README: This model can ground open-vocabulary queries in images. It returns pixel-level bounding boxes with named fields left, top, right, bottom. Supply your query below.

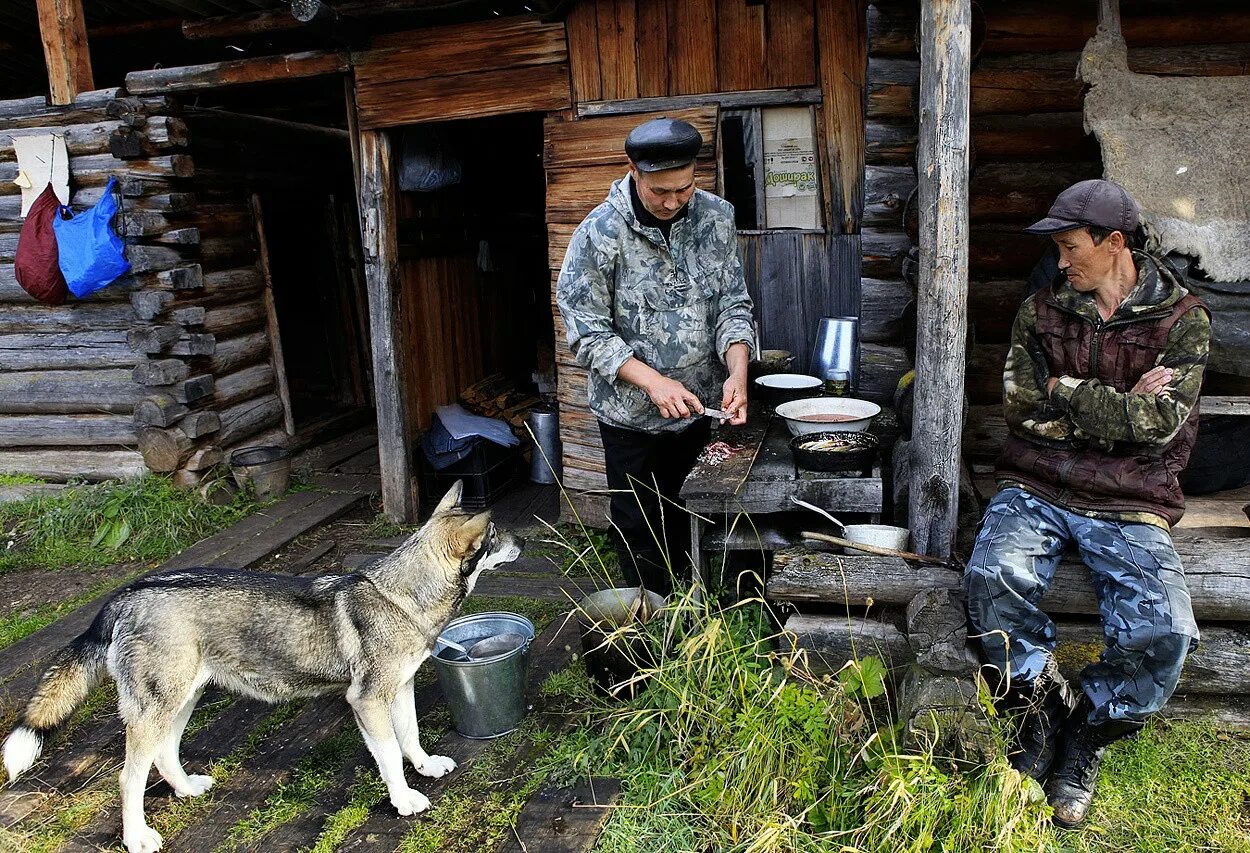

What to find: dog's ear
left=434, top=480, right=464, bottom=515
left=453, top=511, right=492, bottom=557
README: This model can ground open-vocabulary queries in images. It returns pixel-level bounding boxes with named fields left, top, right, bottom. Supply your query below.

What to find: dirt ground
left=0, top=561, right=145, bottom=622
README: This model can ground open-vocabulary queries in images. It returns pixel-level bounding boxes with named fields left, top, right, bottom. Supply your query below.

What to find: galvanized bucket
left=432, top=612, right=535, bottom=739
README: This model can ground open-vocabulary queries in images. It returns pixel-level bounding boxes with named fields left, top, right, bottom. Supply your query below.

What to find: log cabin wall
left=0, top=88, right=203, bottom=482
left=555, top=0, right=874, bottom=523
left=865, top=0, right=1250, bottom=469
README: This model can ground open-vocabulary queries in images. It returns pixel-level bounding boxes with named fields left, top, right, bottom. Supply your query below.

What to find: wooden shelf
left=1201, top=395, right=1250, bottom=416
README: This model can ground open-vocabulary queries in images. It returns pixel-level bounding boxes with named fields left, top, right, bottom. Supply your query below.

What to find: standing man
left=556, top=117, right=756, bottom=596
left=964, top=180, right=1209, bottom=827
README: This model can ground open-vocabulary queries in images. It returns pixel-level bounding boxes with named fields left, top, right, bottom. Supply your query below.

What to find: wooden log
left=962, top=403, right=1006, bottom=465
left=37, top=0, right=95, bottom=105
left=0, top=87, right=119, bottom=129
left=208, top=330, right=269, bottom=376
left=358, top=129, right=415, bottom=522
left=968, top=279, right=1026, bottom=343
left=0, top=330, right=137, bottom=371
left=169, top=333, right=215, bottom=357
left=201, top=299, right=266, bottom=337
left=213, top=363, right=275, bottom=409
left=180, top=410, right=221, bottom=439
left=251, top=194, right=295, bottom=436
left=125, top=243, right=192, bottom=275
left=863, top=165, right=917, bottom=228
left=184, top=445, right=223, bottom=472
left=157, top=375, right=214, bottom=404
left=868, top=0, right=919, bottom=57
left=217, top=393, right=283, bottom=447
left=861, top=227, right=912, bottom=279
left=783, top=614, right=913, bottom=685
left=133, top=394, right=188, bottom=428
left=171, top=306, right=206, bottom=327
left=0, top=369, right=143, bottom=414
left=867, top=57, right=919, bottom=120
left=199, top=267, right=264, bottom=303
left=132, top=358, right=189, bottom=386
left=858, top=342, right=912, bottom=404
left=860, top=277, right=913, bottom=344
left=0, top=414, right=133, bottom=447
left=151, top=227, right=200, bottom=246
left=0, top=119, right=122, bottom=161
left=354, top=62, right=571, bottom=130
left=0, top=155, right=192, bottom=196
left=972, top=112, right=1098, bottom=163
left=137, top=426, right=192, bottom=472
left=0, top=448, right=145, bottom=481
left=131, top=291, right=172, bottom=321
left=199, top=236, right=257, bottom=269
left=125, top=51, right=349, bottom=95
left=769, top=531, right=1250, bottom=622
left=866, top=120, right=918, bottom=166
left=785, top=612, right=1250, bottom=697
left=128, top=324, right=181, bottom=354
left=104, top=95, right=180, bottom=126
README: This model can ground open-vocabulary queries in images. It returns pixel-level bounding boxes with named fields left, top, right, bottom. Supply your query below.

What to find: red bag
left=14, top=184, right=69, bottom=306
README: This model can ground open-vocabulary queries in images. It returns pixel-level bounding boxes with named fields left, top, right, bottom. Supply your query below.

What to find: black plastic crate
left=419, top=438, right=522, bottom=511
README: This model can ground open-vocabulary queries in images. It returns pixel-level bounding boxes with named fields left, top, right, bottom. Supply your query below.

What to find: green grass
left=0, top=569, right=142, bottom=652
left=536, top=588, right=1250, bottom=853
left=303, top=767, right=389, bottom=853
left=0, top=474, right=45, bottom=487
left=0, top=475, right=264, bottom=573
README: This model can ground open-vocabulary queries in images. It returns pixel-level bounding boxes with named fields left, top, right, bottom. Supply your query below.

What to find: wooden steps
left=497, top=777, right=622, bottom=852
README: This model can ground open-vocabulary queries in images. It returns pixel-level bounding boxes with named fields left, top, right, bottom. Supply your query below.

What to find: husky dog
left=2, top=481, right=521, bottom=853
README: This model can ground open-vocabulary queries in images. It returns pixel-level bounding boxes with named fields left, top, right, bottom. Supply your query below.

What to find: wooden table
left=679, top=411, right=884, bottom=591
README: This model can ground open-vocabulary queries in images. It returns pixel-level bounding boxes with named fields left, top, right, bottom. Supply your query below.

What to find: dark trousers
left=598, top=419, right=711, bottom=596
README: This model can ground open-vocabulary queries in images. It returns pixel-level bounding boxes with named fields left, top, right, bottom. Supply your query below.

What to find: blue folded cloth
left=420, top=404, right=519, bottom=471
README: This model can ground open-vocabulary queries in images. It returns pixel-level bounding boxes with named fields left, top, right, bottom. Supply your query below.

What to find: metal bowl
left=754, top=373, right=823, bottom=407
left=775, top=397, right=881, bottom=436
left=790, top=431, right=879, bottom=474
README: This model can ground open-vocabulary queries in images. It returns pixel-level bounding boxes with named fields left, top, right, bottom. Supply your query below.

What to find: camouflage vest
left=998, top=289, right=1207, bottom=527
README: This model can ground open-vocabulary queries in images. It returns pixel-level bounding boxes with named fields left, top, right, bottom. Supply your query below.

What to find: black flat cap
left=1025, top=179, right=1141, bottom=236
left=625, top=118, right=703, bottom=172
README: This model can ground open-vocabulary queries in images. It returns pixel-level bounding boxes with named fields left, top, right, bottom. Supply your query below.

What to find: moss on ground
left=0, top=568, right=144, bottom=653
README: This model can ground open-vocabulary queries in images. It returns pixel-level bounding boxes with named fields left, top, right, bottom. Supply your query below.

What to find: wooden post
left=36, top=0, right=94, bottom=105
left=250, top=194, right=297, bottom=436
left=357, top=127, right=416, bottom=522
left=909, top=0, right=971, bottom=559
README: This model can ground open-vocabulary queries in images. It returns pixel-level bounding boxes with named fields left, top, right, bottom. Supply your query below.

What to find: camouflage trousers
left=965, top=487, right=1199, bottom=724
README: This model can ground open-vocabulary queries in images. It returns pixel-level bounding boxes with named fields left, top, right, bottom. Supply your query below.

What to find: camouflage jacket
left=997, top=250, right=1211, bottom=527
left=555, top=174, right=757, bottom=433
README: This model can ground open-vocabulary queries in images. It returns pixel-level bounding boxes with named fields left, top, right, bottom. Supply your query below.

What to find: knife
left=701, top=406, right=735, bottom=420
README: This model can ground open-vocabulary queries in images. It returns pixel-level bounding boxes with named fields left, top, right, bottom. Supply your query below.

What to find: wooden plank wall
left=866, top=0, right=1250, bottom=466
left=565, top=0, right=818, bottom=103
left=353, top=17, right=572, bottom=129
left=544, top=108, right=719, bottom=505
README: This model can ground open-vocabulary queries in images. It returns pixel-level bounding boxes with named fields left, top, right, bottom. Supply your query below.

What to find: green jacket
left=555, top=175, right=756, bottom=432
left=997, top=250, right=1211, bottom=527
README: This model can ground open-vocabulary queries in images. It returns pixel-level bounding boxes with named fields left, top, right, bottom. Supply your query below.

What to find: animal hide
left=1080, top=22, right=1250, bottom=281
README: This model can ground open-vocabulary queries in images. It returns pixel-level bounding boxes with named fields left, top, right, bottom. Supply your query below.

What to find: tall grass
left=542, top=588, right=1053, bottom=853
left=0, top=475, right=262, bottom=572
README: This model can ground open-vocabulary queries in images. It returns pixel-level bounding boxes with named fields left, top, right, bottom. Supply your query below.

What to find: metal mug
left=810, top=317, right=859, bottom=392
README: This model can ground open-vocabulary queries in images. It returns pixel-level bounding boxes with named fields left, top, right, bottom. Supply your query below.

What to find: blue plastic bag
left=53, top=176, right=130, bottom=298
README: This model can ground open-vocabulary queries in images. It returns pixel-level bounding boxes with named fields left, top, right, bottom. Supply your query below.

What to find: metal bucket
left=810, top=316, right=860, bottom=392
left=228, top=446, right=291, bottom=500
left=527, top=406, right=562, bottom=485
left=577, top=588, right=666, bottom=700
left=432, top=612, right=535, bottom=739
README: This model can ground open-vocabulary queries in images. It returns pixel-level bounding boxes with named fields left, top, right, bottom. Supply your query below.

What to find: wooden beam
left=816, top=0, right=867, bottom=234
left=251, top=194, right=296, bottom=437
left=125, top=50, right=348, bottom=95
left=909, top=0, right=971, bottom=559
left=577, top=87, right=822, bottom=117
left=357, top=129, right=415, bottom=523
left=36, top=0, right=94, bottom=105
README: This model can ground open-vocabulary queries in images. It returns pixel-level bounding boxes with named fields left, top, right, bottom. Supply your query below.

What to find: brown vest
left=997, top=289, right=1206, bottom=527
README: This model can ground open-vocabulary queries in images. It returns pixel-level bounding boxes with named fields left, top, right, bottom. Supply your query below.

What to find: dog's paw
left=390, top=787, right=432, bottom=816
left=123, top=824, right=164, bottom=853
left=174, top=774, right=215, bottom=798
left=416, top=754, right=456, bottom=778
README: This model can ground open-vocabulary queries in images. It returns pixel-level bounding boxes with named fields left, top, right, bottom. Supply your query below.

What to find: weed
left=303, top=767, right=387, bottom=853
left=363, top=513, right=419, bottom=540
left=0, top=476, right=264, bottom=573
left=0, top=474, right=44, bottom=487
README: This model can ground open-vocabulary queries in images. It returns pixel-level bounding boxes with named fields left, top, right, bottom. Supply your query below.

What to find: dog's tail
left=3, top=607, right=115, bottom=782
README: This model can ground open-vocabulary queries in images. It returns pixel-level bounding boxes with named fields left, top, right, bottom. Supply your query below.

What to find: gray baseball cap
left=625, top=118, right=703, bottom=172
left=1024, top=179, right=1141, bottom=236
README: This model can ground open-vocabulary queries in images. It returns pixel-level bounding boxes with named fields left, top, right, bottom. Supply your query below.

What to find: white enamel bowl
left=775, top=397, right=881, bottom=436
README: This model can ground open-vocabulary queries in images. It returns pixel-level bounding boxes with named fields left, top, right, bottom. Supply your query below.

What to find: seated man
left=964, top=180, right=1210, bottom=827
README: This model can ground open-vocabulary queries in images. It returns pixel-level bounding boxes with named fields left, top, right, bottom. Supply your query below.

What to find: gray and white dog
left=2, top=481, right=521, bottom=853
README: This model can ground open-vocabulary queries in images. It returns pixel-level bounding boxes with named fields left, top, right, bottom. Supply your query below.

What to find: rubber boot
left=1003, top=659, right=1074, bottom=783
left=1047, top=697, right=1143, bottom=828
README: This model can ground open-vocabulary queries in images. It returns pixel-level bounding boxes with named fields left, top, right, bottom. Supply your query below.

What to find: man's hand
left=646, top=375, right=704, bottom=419
left=721, top=373, right=748, bottom=425
left=1132, top=365, right=1175, bottom=396
left=1046, top=376, right=1060, bottom=397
